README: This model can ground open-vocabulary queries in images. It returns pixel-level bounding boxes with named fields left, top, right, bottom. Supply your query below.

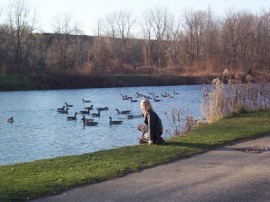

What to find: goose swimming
left=65, top=102, right=73, bottom=107
left=115, top=109, right=131, bottom=114
left=82, top=98, right=91, bottom=103
left=67, top=112, right=78, bottom=121
left=82, top=115, right=98, bottom=126
left=7, top=117, right=14, bottom=123
left=109, top=116, right=123, bottom=125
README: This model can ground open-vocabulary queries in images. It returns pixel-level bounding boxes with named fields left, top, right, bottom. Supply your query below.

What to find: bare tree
left=183, top=9, right=209, bottom=63
left=6, top=0, right=37, bottom=74
left=219, top=9, right=254, bottom=70
left=51, top=13, right=83, bottom=72
left=251, top=11, right=270, bottom=71
left=149, top=7, right=174, bottom=68
left=98, top=10, right=137, bottom=73
left=140, top=10, right=154, bottom=66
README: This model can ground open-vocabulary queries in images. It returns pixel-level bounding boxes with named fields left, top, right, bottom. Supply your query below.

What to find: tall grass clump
left=163, top=108, right=198, bottom=136
left=202, top=70, right=270, bottom=123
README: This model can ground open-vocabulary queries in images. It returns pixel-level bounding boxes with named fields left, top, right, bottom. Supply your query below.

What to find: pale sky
left=0, top=0, right=269, bottom=35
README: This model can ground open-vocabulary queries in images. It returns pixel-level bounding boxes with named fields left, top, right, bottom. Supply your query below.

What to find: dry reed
left=202, top=72, right=270, bottom=123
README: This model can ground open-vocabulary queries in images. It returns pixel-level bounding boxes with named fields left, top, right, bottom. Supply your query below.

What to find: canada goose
left=91, top=109, right=101, bottom=117
left=84, top=105, right=94, bottom=110
left=57, top=106, right=65, bottom=111
left=115, top=109, right=131, bottom=114
left=81, top=115, right=94, bottom=123
left=109, top=116, right=123, bottom=125
left=96, top=107, right=108, bottom=111
left=80, top=108, right=91, bottom=115
left=154, top=97, right=161, bottom=102
left=82, top=98, right=91, bottom=103
left=7, top=117, right=14, bottom=123
left=120, top=94, right=130, bottom=100
left=127, top=114, right=143, bottom=119
left=58, top=108, right=69, bottom=114
left=82, top=115, right=98, bottom=126
left=174, top=91, right=179, bottom=95
left=67, top=112, right=78, bottom=121
left=130, top=97, right=138, bottom=102
left=65, top=102, right=73, bottom=107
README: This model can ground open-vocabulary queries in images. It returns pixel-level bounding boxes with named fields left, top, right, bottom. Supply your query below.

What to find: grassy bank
left=0, top=75, right=36, bottom=91
left=0, top=110, right=270, bottom=201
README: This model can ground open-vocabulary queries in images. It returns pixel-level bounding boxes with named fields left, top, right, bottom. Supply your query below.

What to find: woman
left=139, top=98, right=165, bottom=145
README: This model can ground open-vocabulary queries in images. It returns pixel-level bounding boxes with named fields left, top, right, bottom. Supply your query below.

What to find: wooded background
left=0, top=0, right=270, bottom=79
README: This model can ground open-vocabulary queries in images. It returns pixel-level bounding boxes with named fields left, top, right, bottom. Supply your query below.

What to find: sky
left=0, top=0, right=269, bottom=35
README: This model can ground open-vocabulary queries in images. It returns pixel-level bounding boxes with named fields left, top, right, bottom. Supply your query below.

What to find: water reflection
left=0, top=85, right=204, bottom=165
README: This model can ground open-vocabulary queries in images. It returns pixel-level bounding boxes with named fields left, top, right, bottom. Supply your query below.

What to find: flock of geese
left=6, top=90, right=180, bottom=127
left=57, top=100, right=124, bottom=126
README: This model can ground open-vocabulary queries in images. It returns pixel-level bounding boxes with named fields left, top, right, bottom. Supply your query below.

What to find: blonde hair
left=140, top=98, right=153, bottom=116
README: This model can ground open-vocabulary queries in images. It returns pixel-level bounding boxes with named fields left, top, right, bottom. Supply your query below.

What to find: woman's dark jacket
left=144, top=109, right=163, bottom=142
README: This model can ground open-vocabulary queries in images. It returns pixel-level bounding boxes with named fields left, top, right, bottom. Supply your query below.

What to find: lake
left=0, top=85, right=205, bottom=165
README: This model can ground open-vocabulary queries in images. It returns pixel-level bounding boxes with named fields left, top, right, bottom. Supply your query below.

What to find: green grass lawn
left=0, top=75, right=36, bottom=91
left=1, top=110, right=270, bottom=202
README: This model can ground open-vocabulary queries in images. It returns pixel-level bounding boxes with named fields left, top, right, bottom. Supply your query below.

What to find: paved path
left=33, top=134, right=270, bottom=202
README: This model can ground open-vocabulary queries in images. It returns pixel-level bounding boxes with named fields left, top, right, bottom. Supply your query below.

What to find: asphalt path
left=33, top=134, right=270, bottom=202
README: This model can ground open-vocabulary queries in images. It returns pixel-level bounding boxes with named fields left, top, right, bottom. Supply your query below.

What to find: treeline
left=0, top=0, right=270, bottom=80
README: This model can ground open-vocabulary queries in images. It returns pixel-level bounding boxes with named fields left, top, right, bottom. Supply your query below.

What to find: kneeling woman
left=139, top=98, right=165, bottom=145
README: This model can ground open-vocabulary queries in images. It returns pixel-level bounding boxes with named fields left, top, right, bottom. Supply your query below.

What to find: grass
left=0, top=75, right=36, bottom=91
left=0, top=110, right=270, bottom=201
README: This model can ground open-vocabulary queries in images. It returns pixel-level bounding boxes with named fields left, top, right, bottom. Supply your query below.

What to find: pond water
left=0, top=85, right=205, bottom=165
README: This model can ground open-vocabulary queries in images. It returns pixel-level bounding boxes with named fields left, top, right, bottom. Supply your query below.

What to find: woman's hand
left=148, top=140, right=153, bottom=145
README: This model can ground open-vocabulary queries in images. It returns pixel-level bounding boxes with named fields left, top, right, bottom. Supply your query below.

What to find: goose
left=67, top=112, right=78, bottom=121
left=58, top=108, right=69, bottom=114
left=57, top=106, right=65, bottom=111
left=120, top=94, right=130, bottom=100
left=91, top=109, right=101, bottom=117
left=82, top=98, right=91, bottom=103
left=174, top=91, right=179, bottom=95
left=65, top=102, right=73, bottom=107
left=82, top=115, right=98, bottom=126
left=81, top=115, right=94, bottom=123
left=143, top=95, right=151, bottom=99
left=154, top=97, right=161, bottom=102
left=127, top=114, right=143, bottom=119
left=80, top=108, right=91, bottom=115
left=7, top=116, right=14, bottom=123
left=130, top=97, right=138, bottom=102
left=96, top=107, right=108, bottom=111
left=84, top=105, right=94, bottom=110
left=109, top=116, right=123, bottom=125
left=115, top=109, right=131, bottom=114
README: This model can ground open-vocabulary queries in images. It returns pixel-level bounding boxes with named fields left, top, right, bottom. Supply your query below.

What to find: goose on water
left=154, top=97, right=161, bottom=102
left=115, top=109, right=131, bottom=114
left=96, top=107, right=108, bottom=111
left=84, top=105, right=94, bottom=110
left=82, top=115, right=98, bottom=126
left=109, top=116, right=123, bottom=125
left=82, top=98, right=91, bottom=103
left=58, top=108, right=69, bottom=114
left=57, top=106, right=65, bottom=111
left=130, top=97, right=138, bottom=102
left=127, top=114, right=143, bottom=119
left=65, top=102, right=73, bottom=107
left=7, top=116, right=14, bottom=123
left=91, top=109, right=101, bottom=117
left=67, top=112, right=78, bottom=121
left=80, top=108, right=91, bottom=115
